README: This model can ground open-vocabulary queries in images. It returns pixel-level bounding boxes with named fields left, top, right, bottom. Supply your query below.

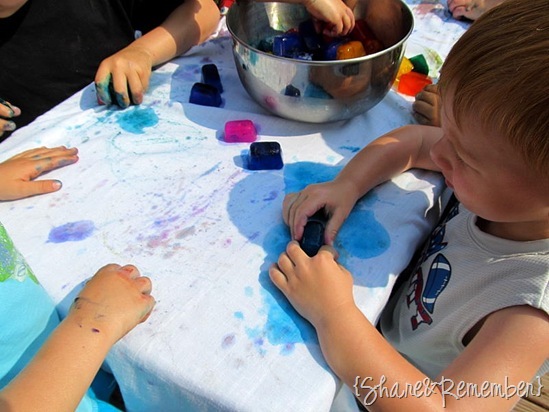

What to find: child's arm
left=0, top=146, right=79, bottom=200
left=0, top=264, right=155, bottom=412
left=95, top=0, right=220, bottom=107
left=284, top=124, right=442, bottom=244
left=256, top=0, right=355, bottom=36
left=270, top=243, right=549, bottom=411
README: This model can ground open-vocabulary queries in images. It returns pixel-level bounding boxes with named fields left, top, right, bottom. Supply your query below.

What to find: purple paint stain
left=48, top=220, right=95, bottom=243
left=221, top=333, right=236, bottom=348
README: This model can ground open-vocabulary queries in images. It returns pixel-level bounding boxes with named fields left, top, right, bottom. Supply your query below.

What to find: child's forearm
left=335, top=125, right=442, bottom=200
left=0, top=312, right=116, bottom=412
left=126, top=0, right=219, bottom=67
left=315, top=306, right=443, bottom=410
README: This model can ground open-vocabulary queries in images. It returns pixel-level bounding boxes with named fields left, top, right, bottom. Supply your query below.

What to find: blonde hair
left=438, top=0, right=549, bottom=176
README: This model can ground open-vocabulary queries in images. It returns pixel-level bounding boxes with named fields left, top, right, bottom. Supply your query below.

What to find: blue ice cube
left=189, top=82, right=222, bottom=107
left=299, top=19, right=323, bottom=53
left=247, top=141, right=283, bottom=170
left=300, top=209, right=327, bottom=257
left=284, top=84, right=301, bottom=97
left=201, top=64, right=223, bottom=93
left=273, top=33, right=303, bottom=58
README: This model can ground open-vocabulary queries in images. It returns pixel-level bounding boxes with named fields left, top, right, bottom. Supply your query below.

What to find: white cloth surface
left=0, top=2, right=468, bottom=411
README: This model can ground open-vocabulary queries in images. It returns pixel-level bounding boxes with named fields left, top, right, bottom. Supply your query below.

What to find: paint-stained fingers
left=0, top=119, right=16, bottom=135
left=25, top=154, right=79, bottom=177
left=112, top=74, right=131, bottom=108
left=0, top=98, right=21, bottom=118
left=126, top=70, right=145, bottom=105
left=95, top=73, right=113, bottom=106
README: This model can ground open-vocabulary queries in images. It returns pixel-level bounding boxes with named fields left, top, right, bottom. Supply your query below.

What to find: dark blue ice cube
left=299, top=19, right=323, bottom=53
left=300, top=209, right=327, bottom=257
left=247, top=141, right=283, bottom=170
left=189, top=82, right=222, bottom=107
left=201, top=64, right=223, bottom=93
left=284, top=84, right=301, bottom=97
left=323, top=39, right=345, bottom=60
left=273, top=33, right=303, bottom=58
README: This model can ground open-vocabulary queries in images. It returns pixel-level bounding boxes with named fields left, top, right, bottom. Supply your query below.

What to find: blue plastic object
left=189, top=83, right=222, bottom=107
left=201, top=64, right=223, bottom=92
left=300, top=209, right=327, bottom=257
left=247, top=141, right=283, bottom=170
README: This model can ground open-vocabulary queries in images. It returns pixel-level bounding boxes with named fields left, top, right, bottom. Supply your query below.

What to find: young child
left=269, top=0, right=548, bottom=409
left=0, top=0, right=220, bottom=139
left=0, top=146, right=155, bottom=411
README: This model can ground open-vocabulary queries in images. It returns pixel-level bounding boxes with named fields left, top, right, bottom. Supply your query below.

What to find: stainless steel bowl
left=226, top=0, right=414, bottom=123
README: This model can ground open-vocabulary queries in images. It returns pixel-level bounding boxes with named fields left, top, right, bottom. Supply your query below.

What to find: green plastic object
left=409, top=54, right=429, bottom=75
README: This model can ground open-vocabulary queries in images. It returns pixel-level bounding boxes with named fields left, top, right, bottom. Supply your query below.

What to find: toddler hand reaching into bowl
left=257, top=0, right=356, bottom=36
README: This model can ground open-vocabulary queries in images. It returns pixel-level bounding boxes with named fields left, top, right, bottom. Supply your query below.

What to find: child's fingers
left=317, top=244, right=339, bottom=260
left=7, top=180, right=63, bottom=200
left=117, top=264, right=141, bottom=279
left=95, top=74, right=113, bottom=106
left=324, top=209, right=346, bottom=245
left=126, top=71, right=145, bottom=105
left=112, top=73, right=131, bottom=108
left=0, top=99, right=21, bottom=118
left=269, top=264, right=289, bottom=291
left=0, top=119, right=16, bottom=134
left=134, top=275, right=153, bottom=295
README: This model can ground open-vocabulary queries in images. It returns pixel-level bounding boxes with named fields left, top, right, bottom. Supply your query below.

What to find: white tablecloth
left=0, top=2, right=468, bottom=410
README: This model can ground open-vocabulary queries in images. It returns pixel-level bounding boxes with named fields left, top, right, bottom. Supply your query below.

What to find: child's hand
left=303, top=0, right=355, bottom=37
left=0, top=98, right=21, bottom=137
left=412, top=84, right=441, bottom=127
left=95, top=46, right=153, bottom=108
left=69, top=264, right=155, bottom=345
left=0, top=146, right=79, bottom=201
left=269, top=241, right=355, bottom=328
left=283, top=180, right=358, bottom=245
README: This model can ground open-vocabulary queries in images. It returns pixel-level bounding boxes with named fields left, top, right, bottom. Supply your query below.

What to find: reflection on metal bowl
left=226, top=0, right=414, bottom=123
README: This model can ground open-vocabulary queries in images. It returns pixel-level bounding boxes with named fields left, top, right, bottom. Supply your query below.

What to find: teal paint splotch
left=117, top=106, right=158, bottom=134
left=48, top=220, right=95, bottom=243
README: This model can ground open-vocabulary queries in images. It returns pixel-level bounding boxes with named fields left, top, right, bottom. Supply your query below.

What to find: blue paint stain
left=234, top=311, right=244, bottom=319
left=340, top=145, right=361, bottom=153
left=48, top=220, right=95, bottom=243
left=227, top=161, right=390, bottom=355
left=116, top=106, right=158, bottom=134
